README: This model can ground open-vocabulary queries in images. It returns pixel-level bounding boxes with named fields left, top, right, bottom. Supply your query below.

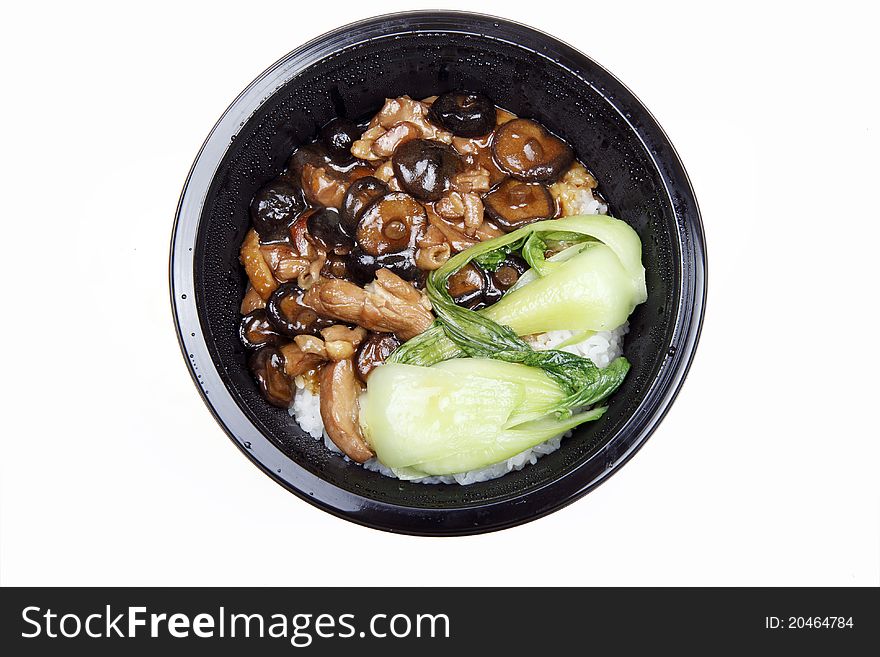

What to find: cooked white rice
left=289, top=323, right=628, bottom=485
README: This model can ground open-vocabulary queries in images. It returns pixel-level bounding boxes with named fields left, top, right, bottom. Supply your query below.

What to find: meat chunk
left=303, top=270, right=433, bottom=340
left=319, top=359, right=374, bottom=463
left=240, top=229, right=278, bottom=300
left=351, top=96, right=453, bottom=161
left=280, top=342, right=326, bottom=378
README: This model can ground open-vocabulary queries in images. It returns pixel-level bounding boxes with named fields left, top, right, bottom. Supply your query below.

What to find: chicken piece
left=549, top=162, right=606, bottom=217
left=370, top=268, right=431, bottom=310
left=259, top=243, right=311, bottom=282
left=240, top=284, right=266, bottom=314
left=320, top=325, right=367, bottom=361
left=435, top=191, right=466, bottom=219
left=294, top=335, right=328, bottom=357
left=426, top=205, right=479, bottom=253
left=319, top=359, right=374, bottom=463
left=279, top=343, right=326, bottom=378
left=351, top=96, right=453, bottom=161
left=461, top=193, right=484, bottom=235
left=451, top=167, right=491, bottom=194
left=371, top=121, right=420, bottom=157
left=320, top=325, right=368, bottom=346
left=416, top=243, right=451, bottom=270
left=303, top=271, right=433, bottom=340
left=240, top=229, right=278, bottom=300
left=300, top=164, right=348, bottom=208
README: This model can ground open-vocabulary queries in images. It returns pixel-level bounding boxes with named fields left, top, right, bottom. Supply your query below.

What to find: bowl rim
left=169, top=10, right=707, bottom=536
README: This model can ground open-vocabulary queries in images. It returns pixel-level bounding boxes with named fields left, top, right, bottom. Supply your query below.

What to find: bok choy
left=390, top=215, right=646, bottom=367
left=359, top=215, right=647, bottom=477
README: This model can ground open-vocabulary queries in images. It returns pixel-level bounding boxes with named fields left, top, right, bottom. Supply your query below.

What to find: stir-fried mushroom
left=428, top=91, right=496, bottom=137
left=239, top=309, right=284, bottom=350
left=446, top=255, right=528, bottom=309
left=355, top=332, right=401, bottom=382
left=356, top=192, right=426, bottom=255
left=341, top=176, right=389, bottom=233
left=303, top=269, right=433, bottom=340
left=392, top=139, right=461, bottom=201
left=492, top=118, right=574, bottom=182
left=319, top=359, right=374, bottom=462
left=483, top=178, right=556, bottom=231
left=266, top=282, right=335, bottom=337
left=250, top=178, right=305, bottom=242
left=249, top=347, right=293, bottom=408
left=319, top=118, right=360, bottom=164
left=306, top=208, right=354, bottom=252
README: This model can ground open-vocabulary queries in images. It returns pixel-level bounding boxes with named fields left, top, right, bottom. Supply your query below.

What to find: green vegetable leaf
left=472, top=235, right=528, bottom=272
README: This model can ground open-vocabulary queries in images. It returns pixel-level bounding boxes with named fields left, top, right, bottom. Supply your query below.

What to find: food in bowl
left=237, top=91, right=647, bottom=485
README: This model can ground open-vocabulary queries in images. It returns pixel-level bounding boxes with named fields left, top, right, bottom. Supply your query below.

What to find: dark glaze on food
left=238, top=90, right=605, bottom=460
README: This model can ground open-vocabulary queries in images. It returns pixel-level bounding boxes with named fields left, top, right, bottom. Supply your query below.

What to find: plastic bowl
left=170, top=11, right=706, bottom=535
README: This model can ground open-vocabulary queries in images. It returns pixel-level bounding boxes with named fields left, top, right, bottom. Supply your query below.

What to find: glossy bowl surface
left=170, top=11, right=706, bottom=535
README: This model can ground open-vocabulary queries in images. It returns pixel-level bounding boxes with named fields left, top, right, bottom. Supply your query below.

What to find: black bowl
left=170, top=11, right=706, bottom=535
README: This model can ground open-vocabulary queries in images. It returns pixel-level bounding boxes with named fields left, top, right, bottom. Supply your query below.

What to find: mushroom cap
left=491, top=118, right=574, bottom=182
left=355, top=332, right=401, bottom=382
left=266, top=282, right=335, bottom=337
left=355, top=192, right=427, bottom=256
left=248, top=346, right=293, bottom=408
left=341, top=176, right=389, bottom=234
left=428, top=91, right=496, bottom=137
left=307, top=207, right=354, bottom=251
left=483, top=178, right=556, bottom=231
left=239, top=309, right=284, bottom=350
left=250, top=178, right=305, bottom=242
left=319, top=117, right=360, bottom=163
left=392, top=139, right=461, bottom=201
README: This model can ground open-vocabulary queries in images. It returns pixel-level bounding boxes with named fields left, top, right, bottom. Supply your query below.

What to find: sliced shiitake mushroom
left=250, top=178, right=305, bottom=242
left=346, top=246, right=420, bottom=285
left=483, top=178, right=555, bottom=231
left=447, top=264, right=487, bottom=308
left=249, top=346, right=293, bottom=408
left=356, top=192, right=427, bottom=256
left=340, top=176, right=388, bottom=234
left=447, top=255, right=528, bottom=309
left=266, top=282, right=334, bottom=337
left=355, top=332, right=401, bottom=382
left=428, top=91, right=496, bottom=137
left=306, top=207, right=354, bottom=251
left=319, top=118, right=360, bottom=163
left=483, top=255, right=528, bottom=305
left=392, top=139, right=461, bottom=201
left=492, top=254, right=528, bottom=290
left=239, top=309, right=284, bottom=350
left=491, top=118, right=574, bottom=182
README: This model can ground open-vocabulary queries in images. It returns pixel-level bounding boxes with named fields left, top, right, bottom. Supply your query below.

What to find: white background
left=1, top=0, right=877, bottom=586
